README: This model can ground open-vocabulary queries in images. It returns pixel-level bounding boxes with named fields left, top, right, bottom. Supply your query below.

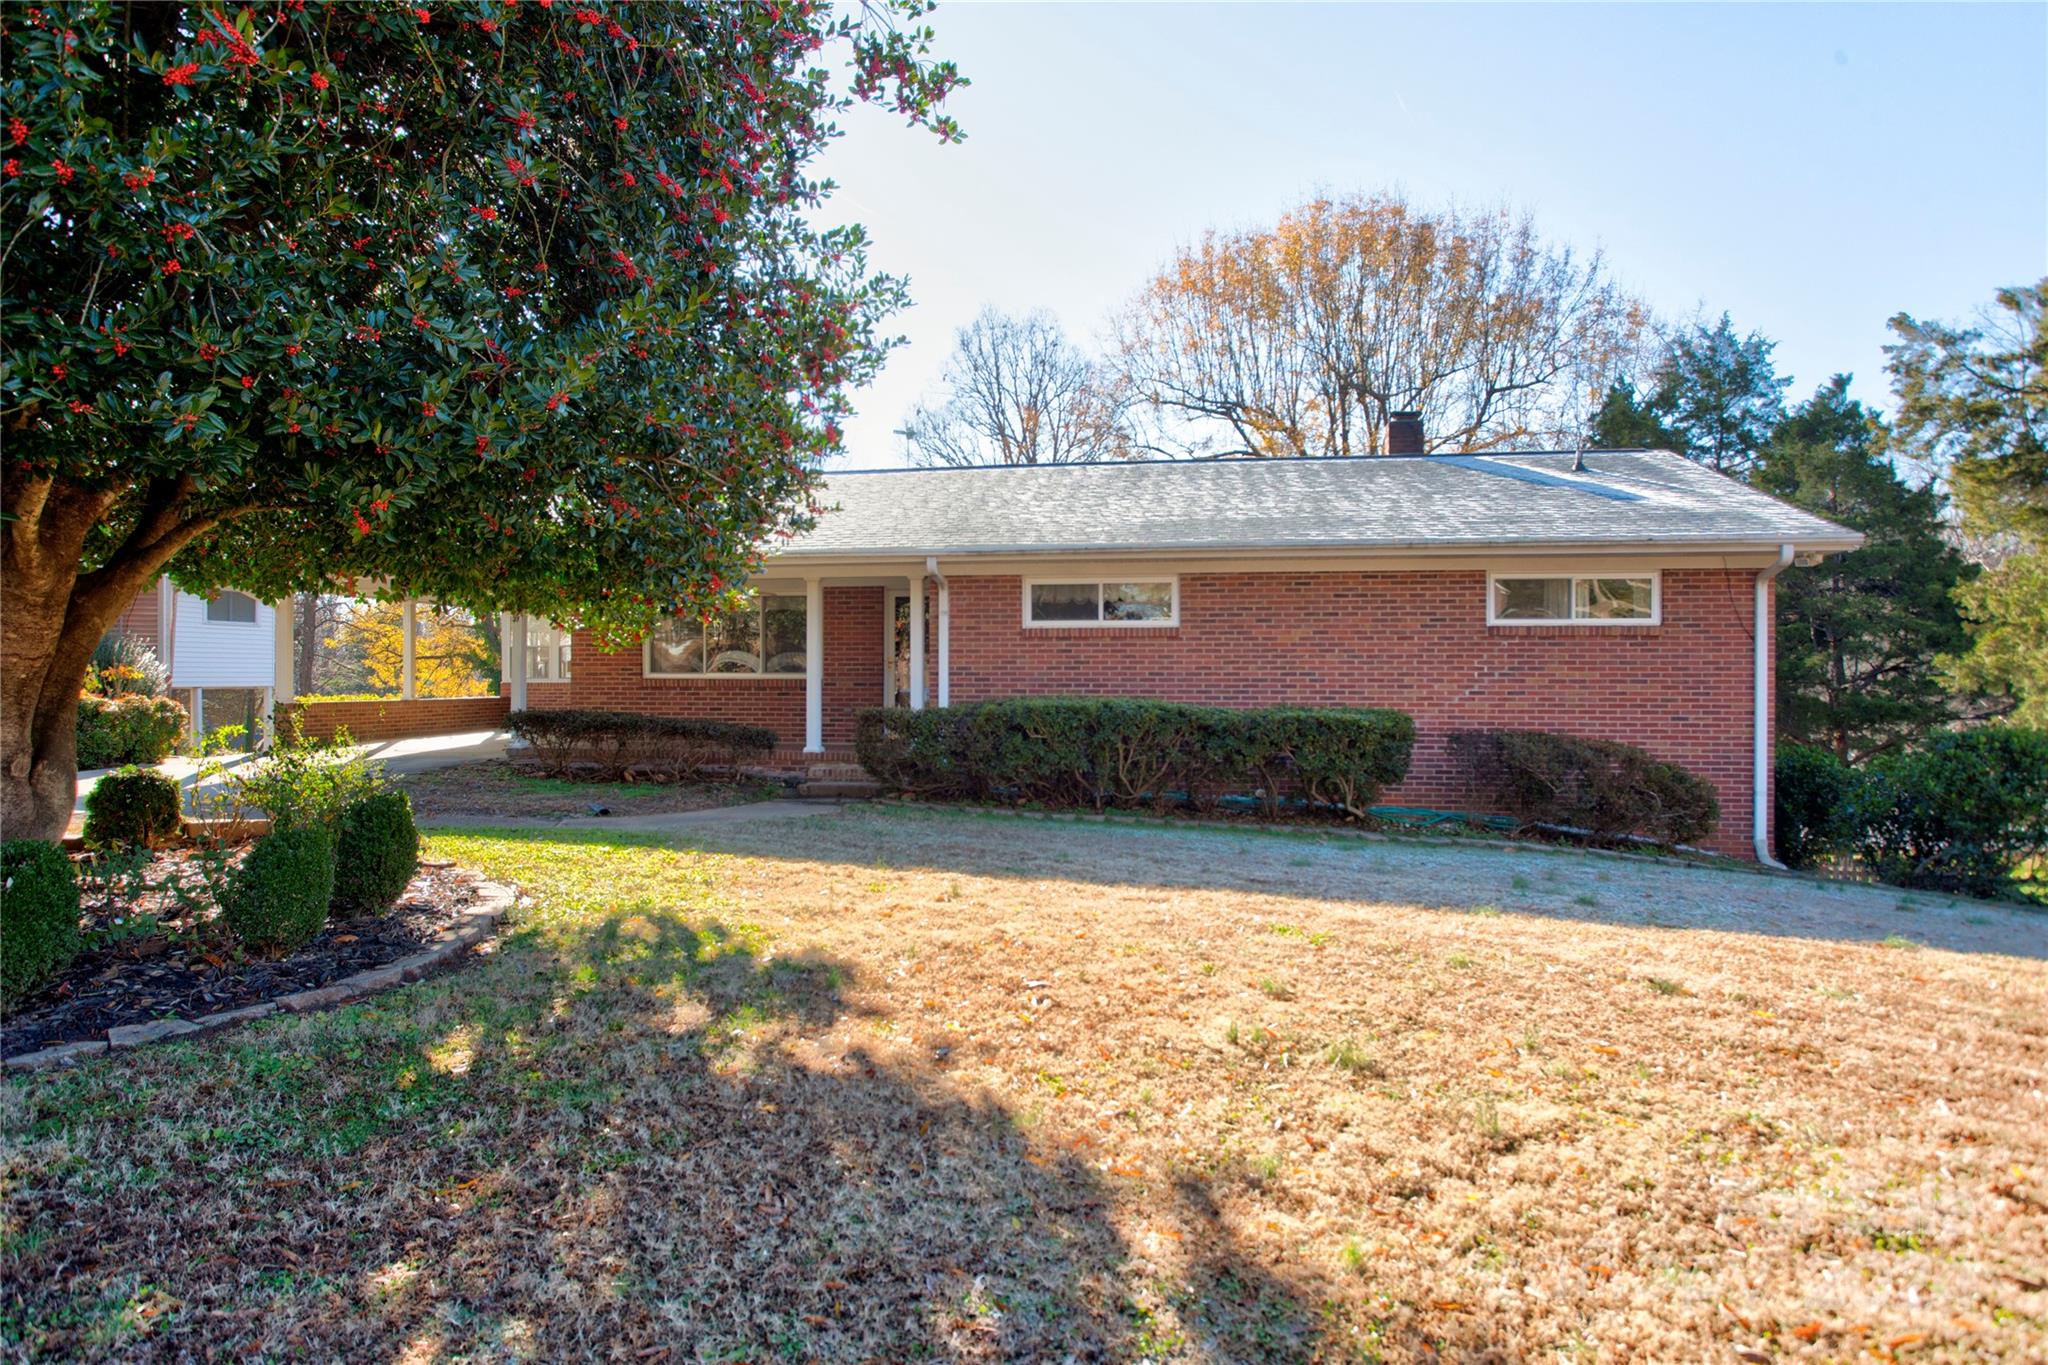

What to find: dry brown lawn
left=3, top=804, right=2043, bottom=1362
left=393, top=759, right=777, bottom=822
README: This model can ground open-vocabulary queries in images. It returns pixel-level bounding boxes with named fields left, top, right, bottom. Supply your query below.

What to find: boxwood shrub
left=82, top=765, right=184, bottom=849
left=222, top=825, right=336, bottom=952
left=331, top=791, right=420, bottom=916
left=1852, top=727, right=2048, bottom=898
left=854, top=699, right=1414, bottom=817
left=508, top=709, right=776, bottom=779
left=1451, top=729, right=1720, bottom=847
left=76, top=693, right=186, bottom=769
left=1, top=840, right=82, bottom=1011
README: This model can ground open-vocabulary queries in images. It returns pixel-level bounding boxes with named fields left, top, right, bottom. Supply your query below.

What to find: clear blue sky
left=812, top=2, right=2047, bottom=468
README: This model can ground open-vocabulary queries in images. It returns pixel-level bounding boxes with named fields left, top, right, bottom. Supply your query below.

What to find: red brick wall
left=942, top=569, right=1766, bottom=859
left=534, top=568, right=1772, bottom=859
left=282, top=694, right=510, bottom=742
left=823, top=586, right=884, bottom=745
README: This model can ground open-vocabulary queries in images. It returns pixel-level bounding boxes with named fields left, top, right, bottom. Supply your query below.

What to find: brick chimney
left=1386, top=410, right=1425, bottom=455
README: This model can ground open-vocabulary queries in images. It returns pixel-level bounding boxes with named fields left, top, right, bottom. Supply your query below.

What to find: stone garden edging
left=2, top=878, right=518, bottom=1074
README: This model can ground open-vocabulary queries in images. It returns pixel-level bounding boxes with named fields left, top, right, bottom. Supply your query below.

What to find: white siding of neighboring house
left=167, top=590, right=275, bottom=688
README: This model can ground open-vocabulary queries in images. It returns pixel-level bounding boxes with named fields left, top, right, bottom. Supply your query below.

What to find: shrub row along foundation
left=855, top=700, right=1734, bottom=850
left=856, top=699, right=1416, bottom=818
left=508, top=709, right=776, bottom=780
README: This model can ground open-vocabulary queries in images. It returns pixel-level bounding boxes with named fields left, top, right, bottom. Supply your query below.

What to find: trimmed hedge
left=508, top=709, right=776, bottom=779
left=1, top=840, right=82, bottom=1011
left=82, top=766, right=184, bottom=849
left=1451, top=730, right=1720, bottom=847
left=331, top=791, right=420, bottom=916
left=1774, top=744, right=1861, bottom=869
left=222, top=825, right=336, bottom=952
left=855, top=699, right=1415, bottom=817
left=1852, top=727, right=2048, bottom=898
left=76, top=693, right=186, bottom=769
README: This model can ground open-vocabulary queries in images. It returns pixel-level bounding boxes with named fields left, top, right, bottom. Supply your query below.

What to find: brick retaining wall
left=281, top=694, right=510, bottom=742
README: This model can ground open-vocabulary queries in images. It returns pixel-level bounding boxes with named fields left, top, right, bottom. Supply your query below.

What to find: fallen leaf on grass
left=1590, top=1044, right=1619, bottom=1056
left=1432, top=1300, right=1470, bottom=1312
left=1886, top=1333, right=1926, bottom=1350
left=1791, top=1321, right=1826, bottom=1341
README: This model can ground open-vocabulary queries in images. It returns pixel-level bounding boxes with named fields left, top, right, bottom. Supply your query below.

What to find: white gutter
left=1753, top=544, right=1794, bottom=869
left=925, top=555, right=950, bottom=708
left=763, top=534, right=1864, bottom=570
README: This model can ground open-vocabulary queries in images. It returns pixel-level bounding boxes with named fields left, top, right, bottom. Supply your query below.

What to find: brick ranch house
left=507, top=443, right=1859, bottom=862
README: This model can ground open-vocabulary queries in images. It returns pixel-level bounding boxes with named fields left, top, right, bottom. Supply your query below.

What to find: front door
left=886, top=592, right=911, bottom=707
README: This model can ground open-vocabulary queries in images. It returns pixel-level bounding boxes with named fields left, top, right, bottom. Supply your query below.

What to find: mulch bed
left=0, top=861, right=482, bottom=1058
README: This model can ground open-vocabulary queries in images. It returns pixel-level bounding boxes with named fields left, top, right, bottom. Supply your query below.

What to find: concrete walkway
left=417, top=798, right=848, bottom=835
left=72, top=728, right=513, bottom=824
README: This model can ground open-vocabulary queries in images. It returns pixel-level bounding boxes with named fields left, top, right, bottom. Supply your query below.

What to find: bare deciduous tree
left=900, top=308, right=1132, bottom=466
left=1113, top=193, right=1650, bottom=458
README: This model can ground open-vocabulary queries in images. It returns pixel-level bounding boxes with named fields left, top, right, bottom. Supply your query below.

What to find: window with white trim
left=1024, top=578, right=1177, bottom=627
left=205, top=591, right=257, bottom=624
left=644, top=593, right=807, bottom=676
left=1488, top=573, right=1659, bottom=625
left=526, top=622, right=572, bottom=681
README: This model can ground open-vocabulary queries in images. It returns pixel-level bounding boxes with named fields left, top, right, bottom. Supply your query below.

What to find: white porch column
left=271, top=599, right=295, bottom=706
left=498, top=612, right=513, bottom=693
left=507, top=614, right=529, bottom=712
left=907, top=572, right=927, bottom=711
left=803, top=577, right=825, bottom=753
left=400, top=599, right=418, bottom=700
left=188, top=686, right=204, bottom=747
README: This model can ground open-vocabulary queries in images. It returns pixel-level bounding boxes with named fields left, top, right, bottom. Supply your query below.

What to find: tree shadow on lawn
left=1, top=885, right=1383, bottom=1361
left=667, top=804, right=2048, bottom=961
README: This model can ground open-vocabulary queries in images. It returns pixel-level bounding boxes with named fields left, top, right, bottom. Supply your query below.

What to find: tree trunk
left=295, top=592, right=318, bottom=696
left=1, top=472, right=212, bottom=841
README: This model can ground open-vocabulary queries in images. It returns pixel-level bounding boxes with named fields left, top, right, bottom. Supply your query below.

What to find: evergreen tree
left=1943, top=549, right=2048, bottom=727
left=1889, top=282, right=2048, bottom=728
left=1638, top=314, right=1791, bottom=474
left=1888, top=281, right=2048, bottom=543
left=1587, top=380, right=1681, bottom=451
left=1756, top=378, right=1977, bottom=761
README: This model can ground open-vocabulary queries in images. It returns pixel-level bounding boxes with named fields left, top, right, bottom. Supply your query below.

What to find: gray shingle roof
left=776, top=451, right=1861, bottom=560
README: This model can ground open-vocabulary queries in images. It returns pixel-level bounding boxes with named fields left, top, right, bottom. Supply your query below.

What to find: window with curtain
left=1489, top=574, right=1658, bottom=624
left=1024, top=579, right=1176, bottom=626
left=644, top=593, right=807, bottom=676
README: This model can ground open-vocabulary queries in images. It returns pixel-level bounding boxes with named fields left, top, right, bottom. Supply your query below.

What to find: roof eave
left=764, top=531, right=1867, bottom=567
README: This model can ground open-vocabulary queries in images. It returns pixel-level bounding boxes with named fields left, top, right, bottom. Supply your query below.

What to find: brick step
left=796, top=780, right=882, bottom=799
left=804, top=763, right=870, bottom=781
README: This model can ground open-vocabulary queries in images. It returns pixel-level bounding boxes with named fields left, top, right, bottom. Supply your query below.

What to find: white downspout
left=1754, top=544, right=1794, bottom=869
left=926, top=556, right=950, bottom=709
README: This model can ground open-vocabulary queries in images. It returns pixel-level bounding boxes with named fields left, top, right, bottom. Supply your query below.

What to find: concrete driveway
left=72, top=728, right=511, bottom=826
